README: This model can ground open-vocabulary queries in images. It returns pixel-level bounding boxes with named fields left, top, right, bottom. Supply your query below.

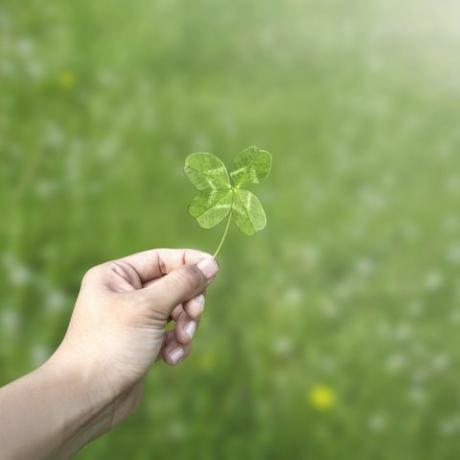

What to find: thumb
left=139, top=258, right=219, bottom=319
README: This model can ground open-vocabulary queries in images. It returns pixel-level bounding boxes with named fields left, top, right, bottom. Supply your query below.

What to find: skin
left=0, top=248, right=219, bottom=459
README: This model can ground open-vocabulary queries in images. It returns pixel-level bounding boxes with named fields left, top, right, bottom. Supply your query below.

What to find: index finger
left=117, top=248, right=213, bottom=284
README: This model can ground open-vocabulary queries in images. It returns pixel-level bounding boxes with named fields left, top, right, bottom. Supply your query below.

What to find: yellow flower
left=58, top=71, right=76, bottom=90
left=308, top=384, right=336, bottom=411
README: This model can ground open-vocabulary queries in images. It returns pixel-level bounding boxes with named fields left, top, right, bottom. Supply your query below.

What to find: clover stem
left=213, top=210, right=232, bottom=258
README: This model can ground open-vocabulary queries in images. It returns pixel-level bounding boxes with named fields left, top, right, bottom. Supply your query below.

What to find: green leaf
left=188, top=189, right=233, bottom=229
left=184, top=152, right=231, bottom=191
left=232, top=188, right=267, bottom=236
left=184, top=146, right=272, bottom=256
left=230, top=146, right=272, bottom=187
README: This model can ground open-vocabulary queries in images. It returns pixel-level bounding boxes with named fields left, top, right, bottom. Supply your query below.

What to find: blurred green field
left=2, top=0, right=460, bottom=458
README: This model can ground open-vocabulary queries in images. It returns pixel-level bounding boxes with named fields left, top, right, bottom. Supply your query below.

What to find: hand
left=59, top=248, right=217, bottom=375
left=58, top=248, right=217, bottom=403
left=1, top=248, right=219, bottom=459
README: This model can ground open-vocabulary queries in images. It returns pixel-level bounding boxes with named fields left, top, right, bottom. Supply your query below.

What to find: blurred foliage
left=1, top=0, right=460, bottom=458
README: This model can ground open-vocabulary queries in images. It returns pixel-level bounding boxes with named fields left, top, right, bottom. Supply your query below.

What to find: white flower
left=319, top=355, right=337, bottom=372
left=42, top=121, right=65, bottom=148
left=407, top=301, right=423, bottom=317
left=283, top=286, right=303, bottom=305
left=439, top=417, right=460, bottom=436
left=408, top=386, right=427, bottom=407
left=321, top=298, right=339, bottom=318
left=335, top=281, right=353, bottom=300
left=411, top=369, right=429, bottom=384
left=30, top=344, right=52, bottom=367
left=192, top=132, right=211, bottom=151
left=424, top=270, right=444, bottom=291
left=450, top=308, right=460, bottom=324
left=358, top=186, right=387, bottom=211
left=167, top=421, right=185, bottom=440
left=96, top=70, right=118, bottom=87
left=355, top=258, right=374, bottom=276
left=300, top=244, right=321, bottom=267
left=446, top=175, right=460, bottom=193
left=16, top=38, right=34, bottom=58
left=35, top=180, right=58, bottom=198
left=447, top=244, right=460, bottom=265
left=385, top=354, right=407, bottom=373
left=393, top=324, right=412, bottom=342
left=0, top=308, right=21, bottom=334
left=45, top=290, right=68, bottom=313
left=369, top=414, right=387, bottom=433
left=432, top=354, right=451, bottom=372
left=442, top=215, right=459, bottom=232
left=272, top=336, right=293, bottom=356
left=9, top=262, right=32, bottom=287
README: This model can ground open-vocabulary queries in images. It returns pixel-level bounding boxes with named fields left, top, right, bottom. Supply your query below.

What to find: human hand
left=46, top=248, right=218, bottom=455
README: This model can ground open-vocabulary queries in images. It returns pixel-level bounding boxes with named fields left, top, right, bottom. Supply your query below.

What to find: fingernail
left=197, top=258, right=219, bottom=280
left=195, top=294, right=205, bottom=313
left=169, top=347, right=184, bottom=364
left=185, top=321, right=196, bottom=338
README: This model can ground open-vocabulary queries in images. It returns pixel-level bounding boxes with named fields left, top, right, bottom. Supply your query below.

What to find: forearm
left=0, top=249, right=214, bottom=458
left=0, top=354, right=111, bottom=459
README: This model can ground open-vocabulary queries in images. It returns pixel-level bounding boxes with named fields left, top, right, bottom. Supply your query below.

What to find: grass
left=1, top=0, right=460, bottom=458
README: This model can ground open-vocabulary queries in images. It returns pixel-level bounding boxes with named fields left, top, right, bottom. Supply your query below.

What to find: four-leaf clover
left=184, top=146, right=272, bottom=257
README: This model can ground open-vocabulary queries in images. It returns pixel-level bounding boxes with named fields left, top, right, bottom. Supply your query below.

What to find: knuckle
left=82, top=265, right=101, bottom=284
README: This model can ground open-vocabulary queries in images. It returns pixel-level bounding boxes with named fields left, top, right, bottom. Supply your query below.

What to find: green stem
left=213, top=210, right=232, bottom=258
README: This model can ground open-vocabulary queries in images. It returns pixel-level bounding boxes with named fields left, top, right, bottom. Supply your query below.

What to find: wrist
left=39, top=350, right=116, bottom=457
left=0, top=353, right=115, bottom=460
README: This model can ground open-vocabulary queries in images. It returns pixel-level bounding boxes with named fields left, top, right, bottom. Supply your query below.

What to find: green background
left=1, top=0, right=460, bottom=458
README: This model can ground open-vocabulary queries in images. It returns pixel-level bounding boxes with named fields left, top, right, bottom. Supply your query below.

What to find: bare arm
left=0, top=249, right=219, bottom=459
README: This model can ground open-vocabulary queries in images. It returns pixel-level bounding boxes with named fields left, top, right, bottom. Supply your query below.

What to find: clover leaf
left=185, top=146, right=272, bottom=257
left=230, top=146, right=272, bottom=187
